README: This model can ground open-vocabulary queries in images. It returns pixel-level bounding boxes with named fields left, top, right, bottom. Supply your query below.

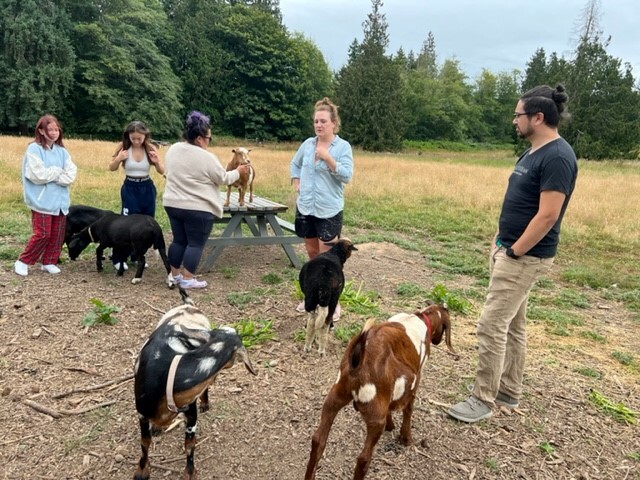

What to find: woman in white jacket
left=14, top=114, right=77, bottom=276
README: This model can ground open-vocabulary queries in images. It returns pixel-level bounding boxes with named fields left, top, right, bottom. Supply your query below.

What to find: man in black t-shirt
left=448, top=85, right=578, bottom=423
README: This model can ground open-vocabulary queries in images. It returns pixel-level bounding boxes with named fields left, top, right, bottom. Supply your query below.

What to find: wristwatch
left=505, top=247, right=520, bottom=259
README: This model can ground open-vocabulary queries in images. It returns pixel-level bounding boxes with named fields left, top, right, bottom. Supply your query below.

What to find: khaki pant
left=472, top=246, right=554, bottom=406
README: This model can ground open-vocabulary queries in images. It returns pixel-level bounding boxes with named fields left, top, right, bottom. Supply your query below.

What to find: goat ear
left=237, top=347, right=257, bottom=376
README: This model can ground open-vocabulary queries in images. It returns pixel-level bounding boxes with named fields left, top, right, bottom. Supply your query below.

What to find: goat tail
left=348, top=318, right=376, bottom=372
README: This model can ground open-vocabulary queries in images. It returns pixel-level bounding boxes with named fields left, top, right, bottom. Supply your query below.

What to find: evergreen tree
left=69, top=0, right=182, bottom=137
left=0, top=0, right=75, bottom=133
left=335, top=0, right=405, bottom=151
left=522, top=48, right=547, bottom=92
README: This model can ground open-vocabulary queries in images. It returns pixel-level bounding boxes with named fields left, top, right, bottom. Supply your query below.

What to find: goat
left=299, top=238, right=357, bottom=356
left=64, top=205, right=112, bottom=248
left=67, top=212, right=169, bottom=284
left=133, top=288, right=257, bottom=480
left=304, top=303, right=455, bottom=480
left=224, top=147, right=255, bottom=207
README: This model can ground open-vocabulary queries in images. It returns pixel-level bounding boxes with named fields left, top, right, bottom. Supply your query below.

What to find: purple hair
left=184, top=111, right=211, bottom=143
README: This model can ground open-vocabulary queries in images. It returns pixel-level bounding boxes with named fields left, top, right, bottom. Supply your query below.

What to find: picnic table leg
left=198, top=214, right=245, bottom=273
left=266, top=214, right=303, bottom=269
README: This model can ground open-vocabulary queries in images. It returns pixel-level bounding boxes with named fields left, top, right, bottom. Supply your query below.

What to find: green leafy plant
left=588, top=389, right=638, bottom=424
left=340, top=281, right=380, bottom=315
left=218, top=265, right=238, bottom=279
left=483, top=458, right=499, bottom=471
left=82, top=298, right=120, bottom=328
left=333, top=321, right=364, bottom=344
left=233, top=318, right=275, bottom=348
left=611, top=350, right=634, bottom=366
left=626, top=451, right=640, bottom=461
left=538, top=441, right=555, bottom=457
left=426, top=283, right=473, bottom=315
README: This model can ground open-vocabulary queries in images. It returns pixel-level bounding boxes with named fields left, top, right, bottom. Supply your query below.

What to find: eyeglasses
left=203, top=135, right=212, bottom=141
left=513, top=112, right=530, bottom=119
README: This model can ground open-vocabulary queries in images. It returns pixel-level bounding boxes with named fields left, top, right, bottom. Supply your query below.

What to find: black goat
left=133, top=288, right=257, bottom=480
left=67, top=213, right=169, bottom=284
left=64, top=205, right=112, bottom=247
left=299, top=238, right=357, bottom=356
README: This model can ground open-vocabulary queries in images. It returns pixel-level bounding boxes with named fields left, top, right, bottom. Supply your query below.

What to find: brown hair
left=314, top=97, right=341, bottom=133
left=113, top=120, right=154, bottom=157
left=34, top=115, right=64, bottom=148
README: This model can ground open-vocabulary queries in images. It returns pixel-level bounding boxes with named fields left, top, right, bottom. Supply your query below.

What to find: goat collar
left=87, top=226, right=95, bottom=243
left=166, top=354, right=184, bottom=413
left=417, top=310, right=432, bottom=341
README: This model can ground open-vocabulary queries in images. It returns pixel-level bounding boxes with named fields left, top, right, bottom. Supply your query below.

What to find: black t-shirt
left=498, top=138, right=578, bottom=258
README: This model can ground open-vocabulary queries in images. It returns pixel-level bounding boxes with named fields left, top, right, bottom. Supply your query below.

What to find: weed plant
left=82, top=298, right=120, bottom=328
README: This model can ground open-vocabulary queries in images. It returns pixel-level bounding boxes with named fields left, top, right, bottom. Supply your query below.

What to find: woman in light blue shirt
left=290, top=97, right=354, bottom=317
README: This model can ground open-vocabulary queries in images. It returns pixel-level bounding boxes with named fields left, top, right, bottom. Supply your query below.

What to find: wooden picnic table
left=198, top=191, right=303, bottom=272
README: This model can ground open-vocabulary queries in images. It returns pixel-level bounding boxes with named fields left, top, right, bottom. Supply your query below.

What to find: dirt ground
left=0, top=240, right=638, bottom=480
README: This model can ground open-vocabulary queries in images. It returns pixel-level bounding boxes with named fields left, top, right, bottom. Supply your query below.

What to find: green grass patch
left=261, top=272, right=283, bottom=285
left=340, top=281, right=380, bottom=316
left=396, top=282, right=427, bottom=297
left=218, top=265, right=238, bottom=279
left=579, top=330, right=606, bottom=343
left=588, top=389, right=638, bottom=424
left=626, top=451, right=640, bottom=461
left=554, top=288, right=590, bottom=309
left=528, top=306, right=583, bottom=336
left=483, top=458, right=500, bottom=471
left=233, top=318, right=275, bottom=348
left=574, top=366, right=602, bottom=379
left=611, top=350, right=634, bottom=366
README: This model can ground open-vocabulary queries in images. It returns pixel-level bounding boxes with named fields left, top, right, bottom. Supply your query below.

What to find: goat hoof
left=131, top=277, right=142, bottom=284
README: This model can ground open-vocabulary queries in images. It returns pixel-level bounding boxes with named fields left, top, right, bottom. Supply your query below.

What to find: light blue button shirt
left=290, top=135, right=353, bottom=218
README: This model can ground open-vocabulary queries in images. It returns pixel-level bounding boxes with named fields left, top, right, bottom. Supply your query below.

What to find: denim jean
left=471, top=246, right=554, bottom=406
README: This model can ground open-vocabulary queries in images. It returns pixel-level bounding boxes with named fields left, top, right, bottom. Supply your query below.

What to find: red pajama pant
left=18, top=211, right=67, bottom=266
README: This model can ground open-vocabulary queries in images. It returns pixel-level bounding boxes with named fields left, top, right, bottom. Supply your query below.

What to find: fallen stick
left=143, top=300, right=166, bottom=315
left=23, top=399, right=62, bottom=418
left=0, top=434, right=39, bottom=447
left=59, top=400, right=116, bottom=415
left=53, top=373, right=134, bottom=399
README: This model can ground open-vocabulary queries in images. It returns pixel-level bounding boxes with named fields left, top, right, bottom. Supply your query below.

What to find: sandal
left=179, top=278, right=208, bottom=289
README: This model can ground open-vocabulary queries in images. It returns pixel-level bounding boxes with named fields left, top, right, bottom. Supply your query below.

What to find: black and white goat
left=299, top=238, right=357, bottom=356
left=133, top=288, right=257, bottom=480
left=67, top=212, right=169, bottom=284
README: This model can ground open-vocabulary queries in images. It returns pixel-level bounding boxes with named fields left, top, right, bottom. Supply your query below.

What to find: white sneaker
left=41, top=264, right=61, bottom=274
left=296, top=300, right=306, bottom=313
left=114, top=262, right=129, bottom=271
left=14, top=260, right=28, bottom=276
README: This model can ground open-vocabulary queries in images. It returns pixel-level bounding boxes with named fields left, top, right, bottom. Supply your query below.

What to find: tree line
left=0, top=0, right=638, bottom=159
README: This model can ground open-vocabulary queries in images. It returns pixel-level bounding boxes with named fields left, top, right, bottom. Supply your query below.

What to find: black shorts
left=295, top=209, right=343, bottom=242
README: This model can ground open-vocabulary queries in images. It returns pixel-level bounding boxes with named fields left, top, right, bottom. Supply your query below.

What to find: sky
left=279, top=0, right=639, bottom=81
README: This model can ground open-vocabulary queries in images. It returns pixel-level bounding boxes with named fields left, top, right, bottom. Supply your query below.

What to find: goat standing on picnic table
left=67, top=212, right=170, bottom=284
left=224, top=147, right=255, bottom=207
left=133, top=288, right=257, bottom=480
left=299, top=238, right=357, bottom=356
left=304, top=303, right=455, bottom=480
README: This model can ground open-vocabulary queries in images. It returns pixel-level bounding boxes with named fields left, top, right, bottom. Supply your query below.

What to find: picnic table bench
left=198, top=191, right=303, bottom=272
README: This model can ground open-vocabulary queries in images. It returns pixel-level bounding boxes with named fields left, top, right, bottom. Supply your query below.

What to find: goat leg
left=304, top=312, right=315, bottom=353
left=182, top=402, right=198, bottom=480
left=238, top=186, right=245, bottom=206
left=224, top=187, right=231, bottom=207
left=385, top=411, right=395, bottom=431
left=198, top=388, right=210, bottom=413
left=304, top=387, right=351, bottom=480
left=354, top=420, right=385, bottom=480
left=133, top=416, right=152, bottom=480
left=132, top=253, right=145, bottom=284
left=96, top=245, right=105, bottom=272
left=398, top=396, right=415, bottom=446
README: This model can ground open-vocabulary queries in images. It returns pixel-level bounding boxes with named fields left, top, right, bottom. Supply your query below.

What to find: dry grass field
left=0, top=135, right=638, bottom=479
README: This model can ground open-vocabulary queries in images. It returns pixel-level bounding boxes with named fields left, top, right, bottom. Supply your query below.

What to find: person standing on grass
left=290, top=97, right=354, bottom=321
left=163, top=111, right=250, bottom=289
left=448, top=84, right=578, bottom=423
left=108, top=120, right=163, bottom=271
left=14, top=114, right=77, bottom=276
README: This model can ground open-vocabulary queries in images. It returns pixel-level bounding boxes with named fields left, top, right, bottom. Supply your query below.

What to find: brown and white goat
left=299, top=238, right=357, bottom=356
left=304, top=303, right=454, bottom=480
left=224, top=147, right=255, bottom=207
left=133, top=288, right=257, bottom=480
